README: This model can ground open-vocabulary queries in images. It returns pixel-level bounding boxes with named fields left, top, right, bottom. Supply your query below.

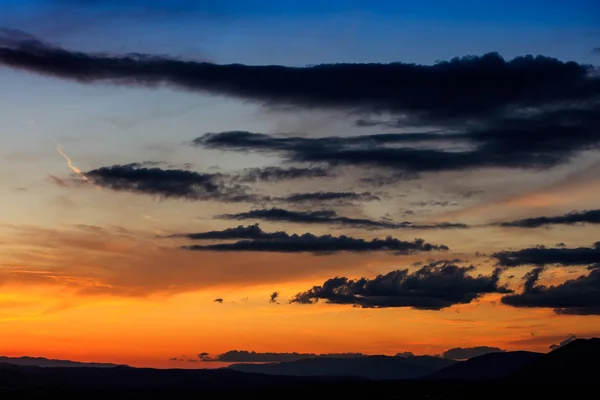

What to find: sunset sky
left=1, top=0, right=599, bottom=369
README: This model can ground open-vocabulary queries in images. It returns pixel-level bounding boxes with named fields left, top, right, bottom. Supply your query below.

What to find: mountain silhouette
left=0, top=363, right=351, bottom=391
left=228, top=355, right=456, bottom=379
left=0, top=350, right=594, bottom=399
left=508, top=338, right=600, bottom=383
left=425, top=351, right=542, bottom=381
left=0, top=356, right=124, bottom=368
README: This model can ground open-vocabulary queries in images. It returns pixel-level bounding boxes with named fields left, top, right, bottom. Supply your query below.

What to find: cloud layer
left=84, top=165, right=380, bottom=205
left=549, top=334, right=577, bottom=350
left=216, top=208, right=468, bottom=230
left=198, top=350, right=366, bottom=362
left=178, top=225, right=449, bottom=254
left=2, top=34, right=595, bottom=118
left=493, top=242, right=600, bottom=267
left=499, top=209, right=600, bottom=228
left=194, top=103, right=600, bottom=173
left=86, top=164, right=255, bottom=202
left=232, top=166, right=332, bottom=183
left=290, top=262, right=509, bottom=310
left=3, top=33, right=598, bottom=181
left=501, top=268, right=600, bottom=315
left=279, top=191, right=380, bottom=204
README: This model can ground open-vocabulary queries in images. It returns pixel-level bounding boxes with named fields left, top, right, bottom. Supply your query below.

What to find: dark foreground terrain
left=0, top=375, right=592, bottom=400
left=0, top=377, right=592, bottom=400
left=1, top=338, right=597, bottom=399
left=228, top=354, right=456, bottom=380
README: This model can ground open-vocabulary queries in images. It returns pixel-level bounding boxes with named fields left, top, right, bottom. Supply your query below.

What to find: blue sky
left=0, top=0, right=597, bottom=64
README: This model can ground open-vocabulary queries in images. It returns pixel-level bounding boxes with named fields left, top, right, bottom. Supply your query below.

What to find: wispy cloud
left=231, top=166, right=332, bottom=183
left=2, top=225, right=396, bottom=296
left=498, top=209, right=600, bottom=228
left=179, top=225, right=449, bottom=255
left=216, top=208, right=468, bottom=230
left=493, top=242, right=600, bottom=267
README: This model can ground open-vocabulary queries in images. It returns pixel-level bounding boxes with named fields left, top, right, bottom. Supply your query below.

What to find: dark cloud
left=232, top=166, right=332, bottom=183
left=193, top=131, right=464, bottom=169
left=85, top=164, right=259, bottom=202
left=3, top=35, right=598, bottom=175
left=215, top=207, right=468, bottom=230
left=355, top=118, right=393, bottom=128
left=213, top=298, right=223, bottom=303
left=181, top=228, right=449, bottom=255
left=196, top=347, right=519, bottom=362
left=411, top=259, right=465, bottom=267
left=278, top=191, right=380, bottom=203
left=199, top=350, right=366, bottom=363
left=501, top=267, right=600, bottom=315
left=521, top=267, right=546, bottom=293
left=493, top=242, right=600, bottom=267
left=166, top=224, right=282, bottom=241
left=125, top=161, right=167, bottom=168
left=85, top=164, right=377, bottom=205
left=290, top=262, right=510, bottom=310
left=216, top=208, right=394, bottom=229
left=499, top=209, right=600, bottom=228
left=169, top=224, right=448, bottom=254
left=169, top=355, right=198, bottom=362
left=269, top=291, right=280, bottom=304
left=194, top=130, right=448, bottom=153
left=442, top=346, right=505, bottom=360
left=592, top=48, right=600, bottom=55
left=549, top=334, right=577, bottom=350
left=359, top=172, right=418, bottom=186
left=194, top=103, right=600, bottom=174
left=1, top=35, right=595, bottom=122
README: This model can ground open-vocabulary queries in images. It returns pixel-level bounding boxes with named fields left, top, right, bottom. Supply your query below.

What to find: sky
left=0, top=0, right=599, bottom=368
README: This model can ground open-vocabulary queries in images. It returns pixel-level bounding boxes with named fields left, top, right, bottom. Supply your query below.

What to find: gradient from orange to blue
left=1, top=0, right=600, bottom=368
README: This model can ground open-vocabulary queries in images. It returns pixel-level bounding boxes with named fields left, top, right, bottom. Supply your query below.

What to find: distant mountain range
left=229, top=338, right=600, bottom=382
left=0, top=339, right=597, bottom=398
left=0, top=338, right=597, bottom=393
left=425, top=351, right=542, bottom=381
left=508, top=338, right=600, bottom=384
left=0, top=356, right=125, bottom=368
left=228, top=355, right=456, bottom=380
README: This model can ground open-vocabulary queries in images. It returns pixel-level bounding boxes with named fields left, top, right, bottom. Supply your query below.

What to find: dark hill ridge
left=0, top=363, right=355, bottom=391
left=426, top=351, right=542, bottom=381
left=0, top=356, right=124, bottom=368
left=228, top=355, right=456, bottom=380
left=0, top=347, right=596, bottom=399
left=508, top=338, right=600, bottom=384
